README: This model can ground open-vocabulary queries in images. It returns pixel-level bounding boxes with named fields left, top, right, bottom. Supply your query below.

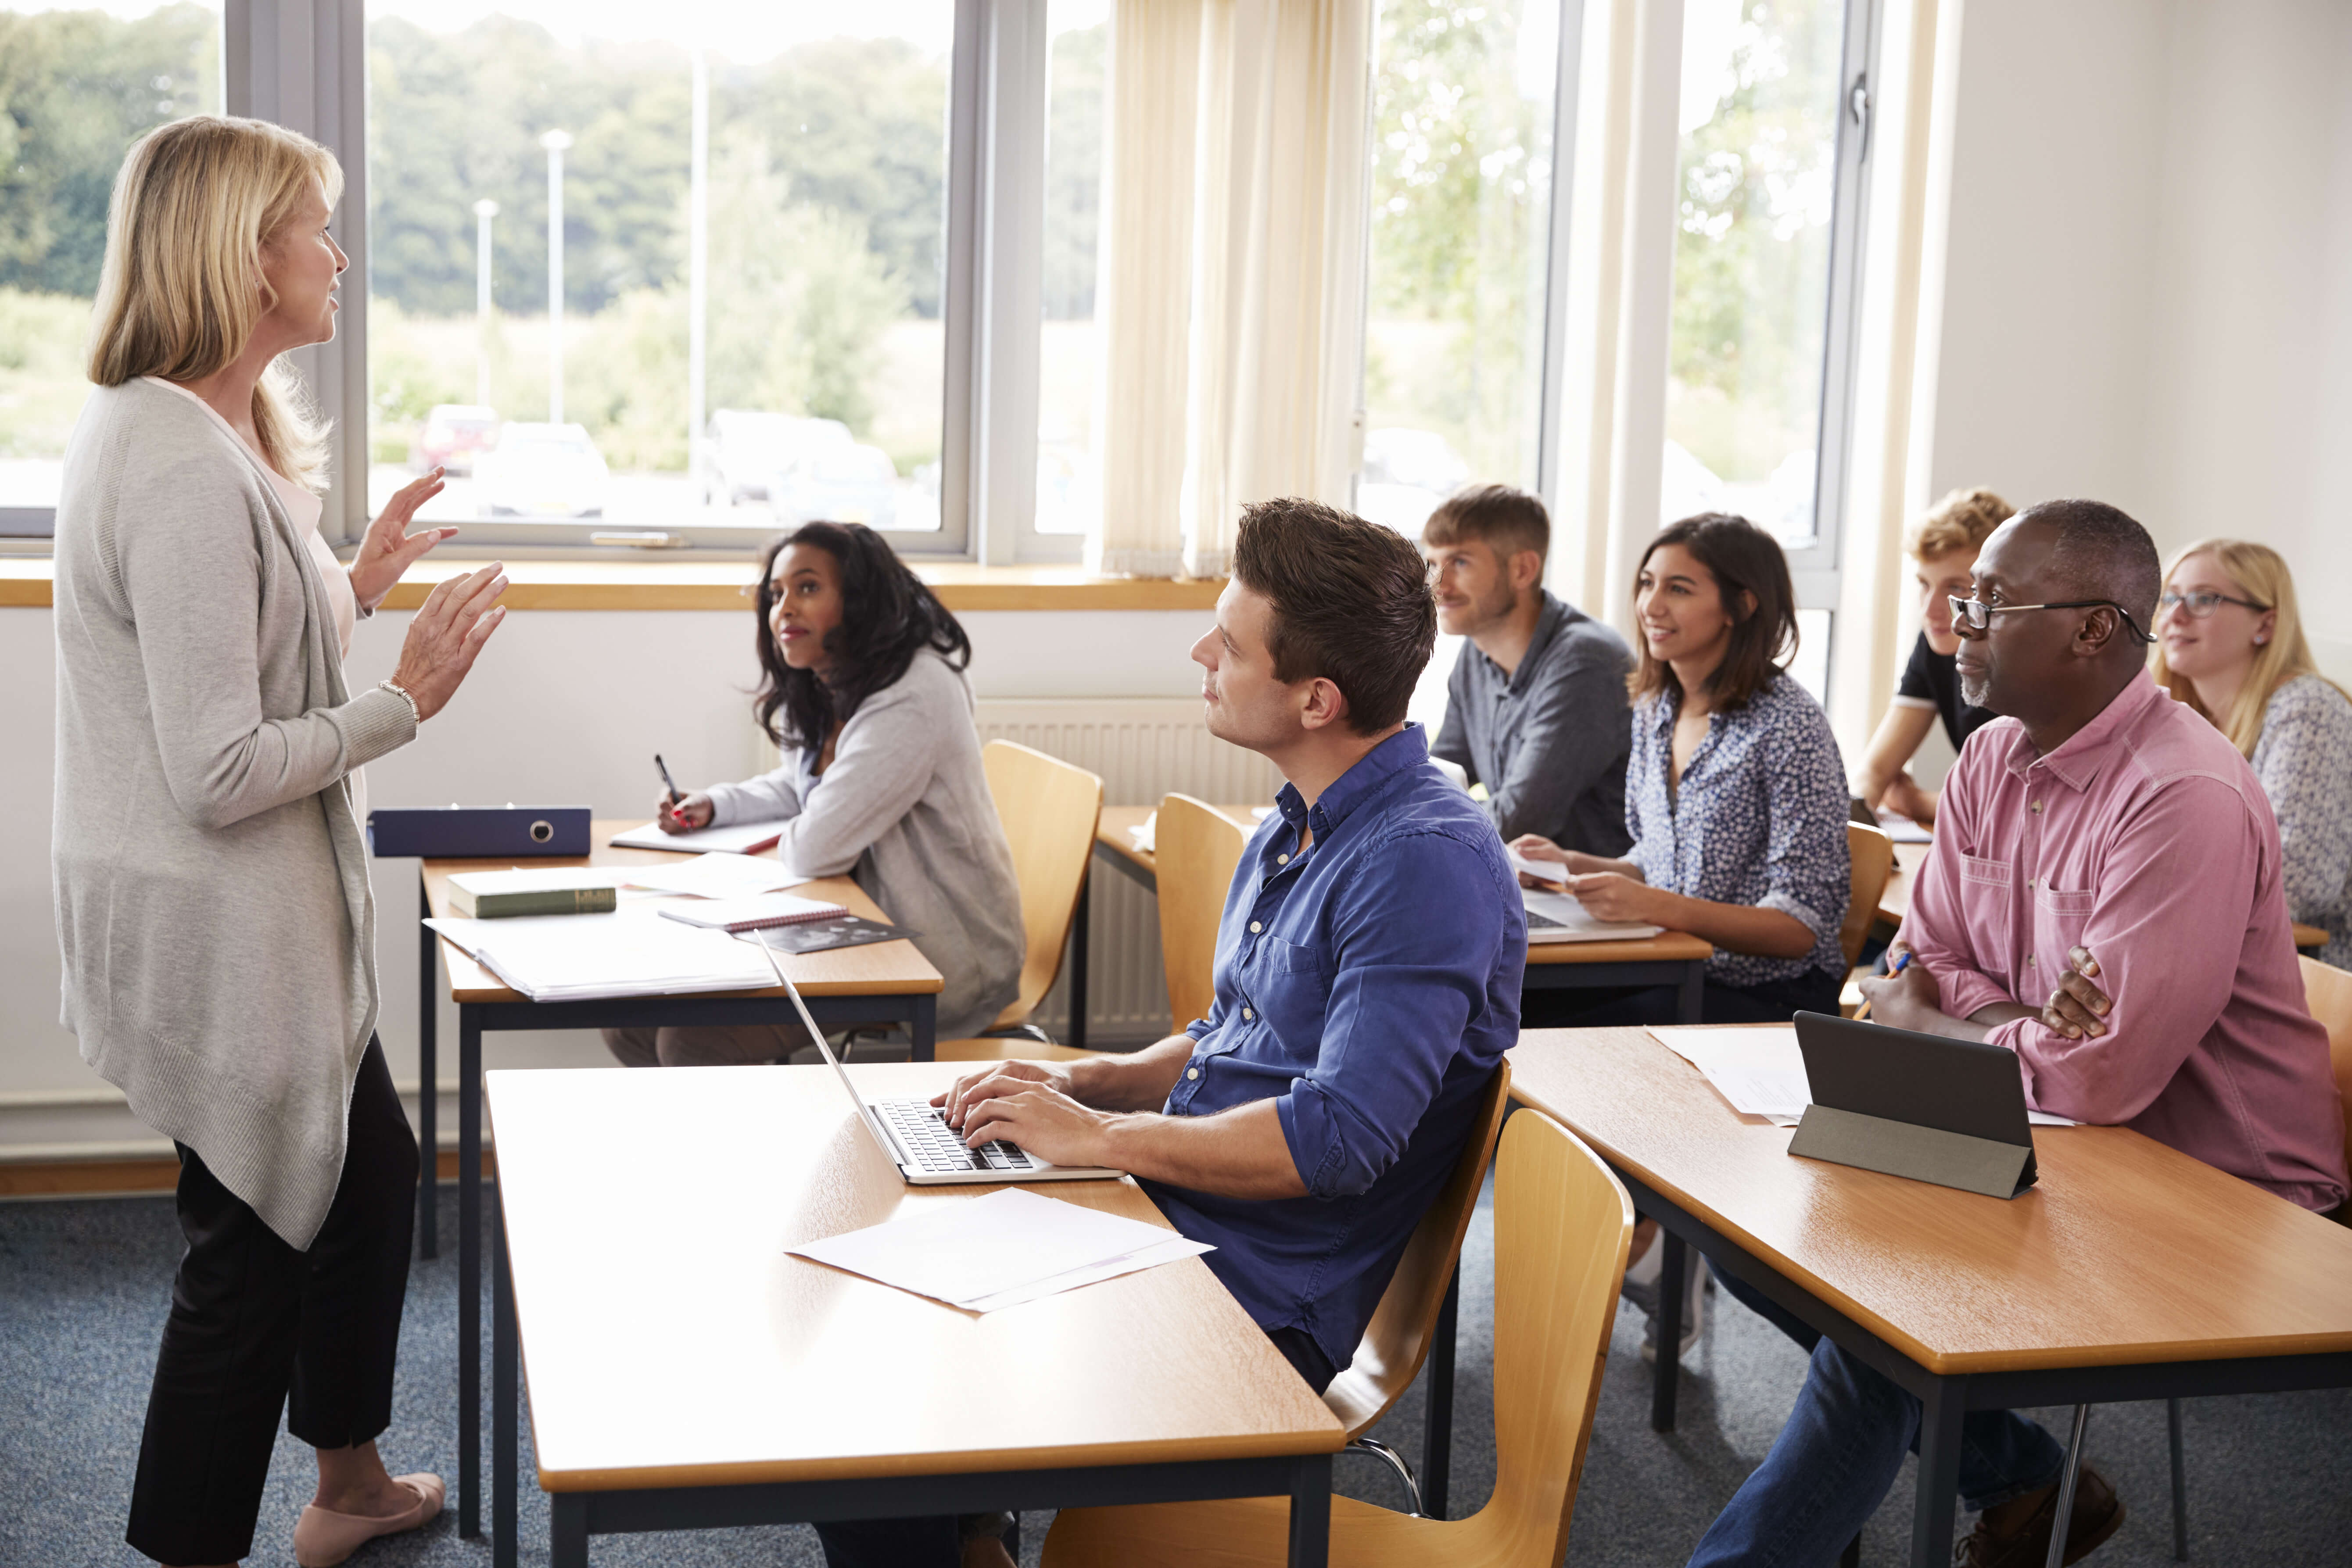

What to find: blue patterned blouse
left=1624, top=670, right=1852, bottom=988
left=2251, top=673, right=2352, bottom=969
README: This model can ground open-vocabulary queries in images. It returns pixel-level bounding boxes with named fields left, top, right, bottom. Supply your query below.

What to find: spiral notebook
left=659, top=892, right=850, bottom=933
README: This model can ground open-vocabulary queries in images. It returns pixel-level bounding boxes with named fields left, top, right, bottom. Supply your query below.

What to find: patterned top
left=2251, top=673, right=2352, bottom=969
left=1625, top=672, right=1852, bottom=988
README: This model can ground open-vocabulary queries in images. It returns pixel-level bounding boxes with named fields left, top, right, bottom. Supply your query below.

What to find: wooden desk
left=1079, top=805, right=1712, bottom=1033
left=1506, top=1026, right=2352, bottom=1568
left=410, top=819, right=944, bottom=1538
left=485, top=1063, right=1345, bottom=1568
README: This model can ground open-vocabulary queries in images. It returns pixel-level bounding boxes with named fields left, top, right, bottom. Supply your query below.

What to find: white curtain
left=1090, top=0, right=1371, bottom=580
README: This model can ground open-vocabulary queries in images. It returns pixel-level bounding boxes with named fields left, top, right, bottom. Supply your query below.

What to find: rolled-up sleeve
left=1272, top=830, right=1510, bottom=1199
left=1989, top=781, right=2258, bottom=1123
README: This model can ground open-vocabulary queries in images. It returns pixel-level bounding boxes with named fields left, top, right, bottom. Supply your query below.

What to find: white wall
left=0, top=604, right=1214, bottom=1153
left=1922, top=0, right=2352, bottom=676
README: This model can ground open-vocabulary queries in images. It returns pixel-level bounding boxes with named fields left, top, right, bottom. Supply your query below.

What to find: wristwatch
left=379, top=677, right=421, bottom=726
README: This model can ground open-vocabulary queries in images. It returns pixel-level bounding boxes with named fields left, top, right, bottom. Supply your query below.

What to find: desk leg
left=1068, top=864, right=1091, bottom=1052
left=1650, top=1229, right=1685, bottom=1431
left=551, top=1493, right=588, bottom=1568
left=912, top=993, right=936, bottom=1063
left=1287, top=1451, right=1331, bottom=1568
left=1910, top=1377, right=1965, bottom=1568
left=418, top=873, right=437, bottom=1260
left=494, top=1196, right=518, bottom=1568
left=1422, top=1266, right=1458, bottom=1519
left=459, top=1006, right=482, bottom=1538
left=1676, top=958, right=1705, bottom=1024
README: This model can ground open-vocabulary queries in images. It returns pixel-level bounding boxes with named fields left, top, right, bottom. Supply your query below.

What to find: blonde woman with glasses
left=2151, top=540, right=2352, bottom=966
left=54, top=116, right=509, bottom=1567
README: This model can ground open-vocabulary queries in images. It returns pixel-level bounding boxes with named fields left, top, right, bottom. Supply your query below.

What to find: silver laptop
left=1522, top=887, right=1663, bottom=944
left=746, top=936, right=1122, bottom=1185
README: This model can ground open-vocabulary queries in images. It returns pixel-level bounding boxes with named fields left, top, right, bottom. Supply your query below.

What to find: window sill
left=0, top=559, right=1224, bottom=613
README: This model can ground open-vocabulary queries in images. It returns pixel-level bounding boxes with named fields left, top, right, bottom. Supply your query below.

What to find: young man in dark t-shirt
left=1853, top=488, right=2009, bottom=825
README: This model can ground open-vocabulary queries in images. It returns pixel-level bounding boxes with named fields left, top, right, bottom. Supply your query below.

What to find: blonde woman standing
left=2152, top=539, right=2352, bottom=966
left=54, top=117, right=509, bottom=1567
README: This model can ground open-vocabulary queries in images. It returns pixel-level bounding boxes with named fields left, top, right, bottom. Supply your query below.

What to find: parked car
left=771, top=442, right=899, bottom=530
left=475, top=422, right=611, bottom=519
left=410, top=404, right=499, bottom=476
left=702, top=409, right=852, bottom=506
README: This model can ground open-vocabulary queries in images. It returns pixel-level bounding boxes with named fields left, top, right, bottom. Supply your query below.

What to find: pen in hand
left=1852, top=949, right=1910, bottom=1023
left=655, top=753, right=684, bottom=821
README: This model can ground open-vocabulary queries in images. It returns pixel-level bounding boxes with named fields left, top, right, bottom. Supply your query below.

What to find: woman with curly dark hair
left=602, top=522, right=1023, bottom=1065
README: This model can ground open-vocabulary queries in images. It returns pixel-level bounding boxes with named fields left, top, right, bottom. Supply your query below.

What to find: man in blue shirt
left=819, top=498, right=1523, bottom=1568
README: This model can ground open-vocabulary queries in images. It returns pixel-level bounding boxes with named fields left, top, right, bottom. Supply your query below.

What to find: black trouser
left=1523, top=966, right=1846, bottom=1028
left=811, top=1327, right=1339, bottom=1568
left=127, top=1037, right=419, bottom=1566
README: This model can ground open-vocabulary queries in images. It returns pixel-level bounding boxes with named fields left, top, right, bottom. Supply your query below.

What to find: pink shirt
left=1903, top=669, right=2348, bottom=1211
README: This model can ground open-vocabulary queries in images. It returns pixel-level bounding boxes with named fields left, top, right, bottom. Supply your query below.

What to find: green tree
left=1041, top=23, right=1104, bottom=321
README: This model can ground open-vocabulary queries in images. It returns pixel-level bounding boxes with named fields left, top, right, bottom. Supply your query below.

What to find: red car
left=410, top=405, right=500, bottom=476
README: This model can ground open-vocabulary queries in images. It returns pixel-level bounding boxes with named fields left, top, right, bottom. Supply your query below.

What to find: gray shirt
left=703, top=650, right=1025, bottom=1040
left=1431, top=592, right=1634, bottom=856
left=52, top=379, right=417, bottom=1249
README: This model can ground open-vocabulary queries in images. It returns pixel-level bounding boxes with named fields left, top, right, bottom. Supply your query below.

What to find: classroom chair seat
left=1042, top=1109, right=1633, bottom=1568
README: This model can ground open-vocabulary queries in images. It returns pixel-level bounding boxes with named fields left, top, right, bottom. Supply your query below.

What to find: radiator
left=975, top=699, right=1283, bottom=1045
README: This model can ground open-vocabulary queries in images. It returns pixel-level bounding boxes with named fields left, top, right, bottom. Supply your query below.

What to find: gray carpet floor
left=4, top=1177, right=2347, bottom=1567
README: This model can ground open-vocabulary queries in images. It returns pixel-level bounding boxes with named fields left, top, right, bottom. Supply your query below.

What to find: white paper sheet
left=1646, top=1026, right=2077, bottom=1127
left=787, top=1188, right=1213, bottom=1312
left=624, top=852, right=804, bottom=899
left=424, top=909, right=778, bottom=1001
left=1507, top=848, right=1570, bottom=888
left=1874, top=811, right=1933, bottom=844
left=608, top=819, right=789, bottom=854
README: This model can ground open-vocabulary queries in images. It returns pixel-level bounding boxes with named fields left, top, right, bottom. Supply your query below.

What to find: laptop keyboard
left=877, top=1098, right=1038, bottom=1175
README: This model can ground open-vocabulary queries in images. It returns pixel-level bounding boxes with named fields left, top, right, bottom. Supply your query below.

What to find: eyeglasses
left=2158, top=589, right=2267, bottom=619
left=1947, top=595, right=2154, bottom=645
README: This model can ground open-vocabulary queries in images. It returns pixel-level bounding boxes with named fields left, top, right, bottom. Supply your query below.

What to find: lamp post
left=472, top=199, right=498, bottom=409
left=688, top=48, right=709, bottom=504
left=541, top=129, right=572, bottom=424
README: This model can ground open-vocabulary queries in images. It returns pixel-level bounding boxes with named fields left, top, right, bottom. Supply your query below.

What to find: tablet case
left=366, top=807, right=592, bottom=858
left=1786, top=1010, right=2039, bottom=1199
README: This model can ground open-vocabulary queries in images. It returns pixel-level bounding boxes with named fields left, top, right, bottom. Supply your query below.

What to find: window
left=362, top=1, right=961, bottom=551
left=0, top=0, right=224, bottom=538
left=1031, top=0, right=1106, bottom=540
left=1661, top=0, right=1874, bottom=578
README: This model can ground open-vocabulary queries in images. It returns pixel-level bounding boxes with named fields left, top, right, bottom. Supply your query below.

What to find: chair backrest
left=2298, top=956, right=2352, bottom=1181
left=980, top=741, right=1105, bottom=1031
left=1841, top=822, right=1896, bottom=970
left=1482, top=1109, right=1633, bottom=1564
left=1323, top=1061, right=1514, bottom=1436
left=1155, top=795, right=1250, bottom=1037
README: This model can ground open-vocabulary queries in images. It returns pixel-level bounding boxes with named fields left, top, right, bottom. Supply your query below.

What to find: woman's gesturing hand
left=389, top=562, right=508, bottom=722
left=348, top=469, right=459, bottom=613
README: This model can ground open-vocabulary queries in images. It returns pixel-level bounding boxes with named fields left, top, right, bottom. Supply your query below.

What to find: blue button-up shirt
left=1624, top=671, right=1850, bottom=988
left=1141, top=725, right=1524, bottom=1371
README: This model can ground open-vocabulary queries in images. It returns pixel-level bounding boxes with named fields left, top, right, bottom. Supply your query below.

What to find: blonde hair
left=87, top=115, right=342, bottom=493
left=2150, top=538, right=2344, bottom=756
left=1906, top=487, right=2013, bottom=563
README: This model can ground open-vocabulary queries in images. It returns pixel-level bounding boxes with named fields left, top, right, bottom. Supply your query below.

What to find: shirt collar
left=1495, top=593, right=1570, bottom=696
left=1274, top=724, right=1429, bottom=839
left=2002, top=668, right=2166, bottom=792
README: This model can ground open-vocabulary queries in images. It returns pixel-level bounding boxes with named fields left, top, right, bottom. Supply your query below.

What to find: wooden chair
left=1841, top=822, right=1895, bottom=971
left=935, top=742, right=1103, bottom=1065
left=1157, top=795, right=1250, bottom=1037
left=1042, top=1108, right=1634, bottom=1568
left=1323, top=1061, right=1513, bottom=1516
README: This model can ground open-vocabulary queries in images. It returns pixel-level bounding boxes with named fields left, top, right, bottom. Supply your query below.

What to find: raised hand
left=349, top=469, right=459, bottom=612
left=388, top=562, right=508, bottom=721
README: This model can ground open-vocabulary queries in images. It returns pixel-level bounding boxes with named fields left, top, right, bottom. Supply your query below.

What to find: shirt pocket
left=1956, top=852, right=2014, bottom=953
left=2032, top=884, right=2097, bottom=974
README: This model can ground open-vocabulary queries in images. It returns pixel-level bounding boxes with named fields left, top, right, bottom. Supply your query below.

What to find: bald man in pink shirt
left=1685, top=500, right=2346, bottom=1568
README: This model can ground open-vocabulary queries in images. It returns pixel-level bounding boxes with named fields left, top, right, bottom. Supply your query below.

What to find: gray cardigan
left=52, top=379, right=416, bottom=1248
left=705, top=651, right=1023, bottom=1040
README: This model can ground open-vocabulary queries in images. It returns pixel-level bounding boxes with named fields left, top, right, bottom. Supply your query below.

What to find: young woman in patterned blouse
left=1513, top=512, right=1853, bottom=1024
left=2151, top=539, right=2352, bottom=967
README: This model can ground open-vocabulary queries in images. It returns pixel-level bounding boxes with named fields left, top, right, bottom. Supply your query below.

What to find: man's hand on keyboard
left=934, top=1060, right=1074, bottom=1131
left=952, top=1079, right=1114, bottom=1170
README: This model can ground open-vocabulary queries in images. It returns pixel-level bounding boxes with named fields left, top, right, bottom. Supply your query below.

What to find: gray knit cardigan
left=52, top=379, right=417, bottom=1248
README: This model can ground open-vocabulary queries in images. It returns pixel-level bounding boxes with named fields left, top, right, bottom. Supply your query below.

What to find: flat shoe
left=293, top=1473, right=445, bottom=1568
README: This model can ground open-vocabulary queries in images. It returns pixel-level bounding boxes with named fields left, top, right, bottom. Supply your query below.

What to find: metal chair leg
left=2043, top=1404, right=2093, bottom=1568
left=1341, top=1437, right=1425, bottom=1517
left=1839, top=1534, right=1861, bottom=1568
left=2168, top=1396, right=2188, bottom=1560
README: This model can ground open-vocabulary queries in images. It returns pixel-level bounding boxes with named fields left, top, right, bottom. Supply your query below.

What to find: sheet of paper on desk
left=624, top=852, right=803, bottom=899
left=423, top=910, right=777, bottom=1000
left=788, top=1188, right=1212, bottom=1313
left=608, top=819, right=789, bottom=854
left=1506, top=848, right=1570, bottom=888
left=1647, top=1026, right=2078, bottom=1127
left=1874, top=811, right=1933, bottom=844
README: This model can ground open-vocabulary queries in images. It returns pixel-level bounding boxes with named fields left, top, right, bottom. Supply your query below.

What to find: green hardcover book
left=446, top=869, right=619, bottom=920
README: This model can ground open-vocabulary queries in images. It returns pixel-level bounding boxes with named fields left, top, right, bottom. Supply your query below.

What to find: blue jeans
left=1690, top=1269, right=2066, bottom=1567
